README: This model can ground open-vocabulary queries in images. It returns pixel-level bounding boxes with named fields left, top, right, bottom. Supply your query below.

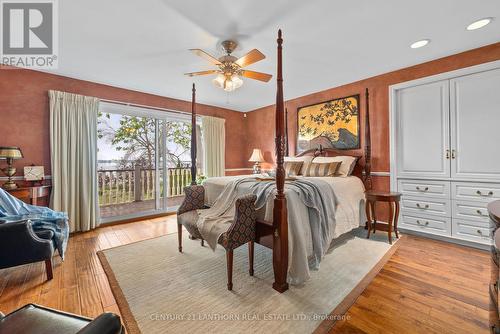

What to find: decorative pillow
left=312, top=156, right=358, bottom=176
left=284, top=161, right=303, bottom=176
left=304, top=162, right=342, bottom=177
left=284, top=156, right=313, bottom=175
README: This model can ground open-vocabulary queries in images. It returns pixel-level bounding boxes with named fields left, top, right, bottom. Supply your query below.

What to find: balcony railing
left=98, top=166, right=192, bottom=206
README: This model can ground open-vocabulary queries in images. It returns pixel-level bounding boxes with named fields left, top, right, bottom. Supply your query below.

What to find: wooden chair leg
left=248, top=241, right=254, bottom=276
left=371, top=202, right=377, bottom=233
left=226, top=249, right=233, bottom=291
left=45, top=258, right=53, bottom=281
left=177, top=223, right=182, bottom=252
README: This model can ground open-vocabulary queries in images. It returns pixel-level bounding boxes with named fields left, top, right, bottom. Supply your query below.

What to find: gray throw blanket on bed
left=252, top=178, right=338, bottom=267
left=197, top=177, right=337, bottom=269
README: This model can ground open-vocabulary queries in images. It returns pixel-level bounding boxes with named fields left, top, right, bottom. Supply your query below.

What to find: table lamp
left=0, top=146, right=23, bottom=190
left=248, top=148, right=264, bottom=174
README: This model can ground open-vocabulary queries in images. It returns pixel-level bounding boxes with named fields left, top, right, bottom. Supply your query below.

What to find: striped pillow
left=284, top=161, right=304, bottom=176
left=304, top=162, right=342, bottom=177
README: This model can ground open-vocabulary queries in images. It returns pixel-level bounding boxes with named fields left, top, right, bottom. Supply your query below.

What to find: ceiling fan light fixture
left=212, top=74, right=225, bottom=89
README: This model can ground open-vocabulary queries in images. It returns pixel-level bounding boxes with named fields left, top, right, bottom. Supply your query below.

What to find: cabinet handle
left=416, top=186, right=429, bottom=192
left=451, top=149, right=456, bottom=159
left=476, top=190, right=494, bottom=197
left=445, top=150, right=450, bottom=159
left=477, top=229, right=483, bottom=235
left=476, top=209, right=485, bottom=216
left=416, top=203, right=429, bottom=209
left=416, top=220, right=429, bottom=226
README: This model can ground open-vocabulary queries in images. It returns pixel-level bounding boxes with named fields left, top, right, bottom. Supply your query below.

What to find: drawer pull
left=476, top=209, right=485, bottom=216
left=416, top=186, right=429, bottom=192
left=476, top=190, right=493, bottom=197
left=416, top=203, right=429, bottom=209
left=477, top=229, right=483, bottom=236
left=416, top=220, right=429, bottom=226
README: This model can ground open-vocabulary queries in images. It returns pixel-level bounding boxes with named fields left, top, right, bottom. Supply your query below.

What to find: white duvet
left=202, top=175, right=366, bottom=284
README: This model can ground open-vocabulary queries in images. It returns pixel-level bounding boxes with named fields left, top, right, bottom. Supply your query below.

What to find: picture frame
left=297, top=94, right=360, bottom=154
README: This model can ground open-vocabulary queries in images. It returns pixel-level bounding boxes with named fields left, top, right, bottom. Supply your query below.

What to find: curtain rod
left=99, top=98, right=194, bottom=117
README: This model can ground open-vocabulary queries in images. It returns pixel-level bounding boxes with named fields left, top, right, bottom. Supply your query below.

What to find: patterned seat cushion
left=177, top=210, right=202, bottom=239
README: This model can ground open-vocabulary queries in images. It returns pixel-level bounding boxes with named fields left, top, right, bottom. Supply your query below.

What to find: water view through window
left=97, top=103, right=196, bottom=222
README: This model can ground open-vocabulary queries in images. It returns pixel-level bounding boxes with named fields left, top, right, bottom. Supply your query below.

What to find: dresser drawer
left=452, top=218, right=493, bottom=245
left=401, top=196, right=451, bottom=217
left=399, top=213, right=451, bottom=236
left=398, top=179, right=450, bottom=199
left=452, top=182, right=500, bottom=203
left=453, top=200, right=490, bottom=223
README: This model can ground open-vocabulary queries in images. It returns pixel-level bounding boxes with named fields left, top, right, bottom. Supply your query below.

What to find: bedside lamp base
left=252, top=163, right=261, bottom=174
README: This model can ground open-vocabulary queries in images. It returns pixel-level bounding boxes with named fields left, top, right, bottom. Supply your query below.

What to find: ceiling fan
left=185, top=40, right=272, bottom=92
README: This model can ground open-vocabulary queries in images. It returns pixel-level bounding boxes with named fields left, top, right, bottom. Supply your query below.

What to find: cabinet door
left=396, top=80, right=450, bottom=178
left=450, top=68, right=500, bottom=180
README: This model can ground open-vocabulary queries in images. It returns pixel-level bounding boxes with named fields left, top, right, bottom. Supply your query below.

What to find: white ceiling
left=50, top=0, right=500, bottom=111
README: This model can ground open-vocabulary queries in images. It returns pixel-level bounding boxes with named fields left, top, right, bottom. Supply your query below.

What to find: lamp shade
left=0, top=146, right=23, bottom=159
left=248, top=149, right=264, bottom=162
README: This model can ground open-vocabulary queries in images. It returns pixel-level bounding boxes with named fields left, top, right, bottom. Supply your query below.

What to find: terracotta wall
left=0, top=69, right=248, bottom=176
left=246, top=42, right=500, bottom=193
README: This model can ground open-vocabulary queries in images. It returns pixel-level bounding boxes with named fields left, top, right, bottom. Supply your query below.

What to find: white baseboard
left=399, top=228, right=490, bottom=251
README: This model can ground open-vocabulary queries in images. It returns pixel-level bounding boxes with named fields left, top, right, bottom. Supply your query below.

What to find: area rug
left=97, top=228, right=400, bottom=334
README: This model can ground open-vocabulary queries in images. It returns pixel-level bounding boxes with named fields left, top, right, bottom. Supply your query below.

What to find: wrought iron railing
left=97, top=166, right=192, bottom=206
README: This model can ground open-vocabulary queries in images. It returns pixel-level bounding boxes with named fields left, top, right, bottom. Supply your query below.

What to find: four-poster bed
left=184, top=30, right=372, bottom=293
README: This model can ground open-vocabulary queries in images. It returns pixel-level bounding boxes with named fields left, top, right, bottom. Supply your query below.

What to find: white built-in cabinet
left=390, top=61, right=500, bottom=247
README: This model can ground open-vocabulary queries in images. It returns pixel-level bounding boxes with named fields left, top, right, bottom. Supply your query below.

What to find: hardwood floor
left=0, top=218, right=490, bottom=333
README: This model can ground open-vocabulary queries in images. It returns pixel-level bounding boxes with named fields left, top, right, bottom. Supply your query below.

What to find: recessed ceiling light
left=410, top=39, right=430, bottom=49
left=467, top=17, right=493, bottom=31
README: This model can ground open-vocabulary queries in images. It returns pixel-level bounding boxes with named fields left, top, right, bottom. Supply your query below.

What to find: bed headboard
left=292, top=88, right=372, bottom=189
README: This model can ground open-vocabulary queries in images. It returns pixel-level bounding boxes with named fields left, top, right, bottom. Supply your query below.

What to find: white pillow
left=312, top=156, right=358, bottom=176
left=284, top=156, right=313, bottom=175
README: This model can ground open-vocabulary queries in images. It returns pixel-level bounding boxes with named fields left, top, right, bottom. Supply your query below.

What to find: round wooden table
left=365, top=190, right=402, bottom=244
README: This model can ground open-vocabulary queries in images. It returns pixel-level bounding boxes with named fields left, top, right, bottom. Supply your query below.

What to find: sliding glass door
left=97, top=103, right=195, bottom=223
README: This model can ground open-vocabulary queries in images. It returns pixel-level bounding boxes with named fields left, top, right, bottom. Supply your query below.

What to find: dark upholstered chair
left=0, top=303, right=123, bottom=334
left=177, top=185, right=257, bottom=290
left=0, top=220, right=55, bottom=280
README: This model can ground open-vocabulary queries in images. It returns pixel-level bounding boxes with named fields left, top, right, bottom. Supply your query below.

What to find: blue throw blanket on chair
left=0, top=188, right=69, bottom=259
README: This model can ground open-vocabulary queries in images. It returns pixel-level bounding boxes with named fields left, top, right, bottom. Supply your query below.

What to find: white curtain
left=202, top=116, right=225, bottom=177
left=49, top=90, right=100, bottom=232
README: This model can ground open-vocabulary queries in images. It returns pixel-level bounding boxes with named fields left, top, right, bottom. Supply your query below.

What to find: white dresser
left=390, top=61, right=500, bottom=247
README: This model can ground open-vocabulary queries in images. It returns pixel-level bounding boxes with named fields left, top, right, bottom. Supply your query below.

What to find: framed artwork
left=297, top=94, right=360, bottom=153
left=24, top=166, right=44, bottom=181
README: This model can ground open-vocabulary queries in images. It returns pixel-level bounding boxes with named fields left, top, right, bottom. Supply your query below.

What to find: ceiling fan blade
left=189, top=49, right=221, bottom=65
left=241, top=70, right=272, bottom=82
left=184, top=70, right=219, bottom=77
left=235, top=49, right=265, bottom=67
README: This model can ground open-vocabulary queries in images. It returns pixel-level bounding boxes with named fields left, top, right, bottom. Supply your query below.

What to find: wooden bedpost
left=364, top=88, right=372, bottom=190
left=272, top=29, right=289, bottom=293
left=284, top=108, right=289, bottom=156
left=190, top=83, right=197, bottom=185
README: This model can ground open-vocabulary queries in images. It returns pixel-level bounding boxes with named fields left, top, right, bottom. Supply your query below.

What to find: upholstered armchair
left=0, top=220, right=55, bottom=280
left=0, top=303, right=123, bottom=334
left=177, top=185, right=257, bottom=290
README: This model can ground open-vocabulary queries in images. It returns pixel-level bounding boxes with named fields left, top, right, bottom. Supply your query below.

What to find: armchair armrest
left=0, top=220, right=54, bottom=269
left=76, top=312, right=123, bottom=334
left=219, top=194, right=257, bottom=249
left=177, top=185, right=205, bottom=215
